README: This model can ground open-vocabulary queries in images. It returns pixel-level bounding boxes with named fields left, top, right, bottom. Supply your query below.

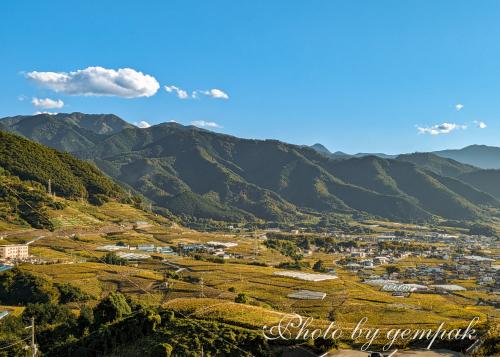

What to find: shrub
left=93, top=292, right=131, bottom=326
left=55, top=283, right=91, bottom=303
left=235, top=293, right=248, bottom=304
left=0, top=269, right=60, bottom=305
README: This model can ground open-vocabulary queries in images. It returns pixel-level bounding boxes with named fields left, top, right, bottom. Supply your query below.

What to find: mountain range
left=312, top=142, right=500, bottom=169
left=2, top=112, right=500, bottom=223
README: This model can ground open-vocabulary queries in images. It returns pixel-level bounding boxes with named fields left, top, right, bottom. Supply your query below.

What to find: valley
left=0, top=115, right=498, bottom=356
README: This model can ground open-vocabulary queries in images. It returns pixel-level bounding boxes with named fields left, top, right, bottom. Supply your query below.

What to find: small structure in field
left=364, top=278, right=399, bottom=286
left=381, top=283, right=427, bottom=292
left=288, top=290, right=326, bottom=300
left=0, top=265, right=13, bottom=273
left=134, top=221, right=151, bottom=228
left=431, top=284, right=466, bottom=292
left=137, top=244, right=155, bottom=252
left=116, top=252, right=150, bottom=260
left=274, top=271, right=338, bottom=282
left=156, top=246, right=175, bottom=254
left=207, top=241, right=238, bottom=248
left=96, top=245, right=124, bottom=252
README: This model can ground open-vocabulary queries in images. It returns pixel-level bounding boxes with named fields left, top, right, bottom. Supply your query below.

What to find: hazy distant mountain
left=310, top=144, right=396, bottom=160
left=310, top=143, right=331, bottom=155
left=434, top=145, right=500, bottom=169
left=2, top=113, right=499, bottom=222
left=392, top=152, right=500, bottom=205
left=353, top=153, right=397, bottom=159
left=396, top=152, right=478, bottom=178
left=458, top=169, right=500, bottom=200
left=309, top=144, right=350, bottom=159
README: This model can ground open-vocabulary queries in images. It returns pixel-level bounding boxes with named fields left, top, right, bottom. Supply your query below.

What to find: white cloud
left=455, top=103, right=464, bottom=111
left=473, top=120, right=487, bottom=129
left=34, top=111, right=58, bottom=115
left=134, top=120, right=151, bottom=128
left=191, top=120, right=222, bottom=128
left=164, top=85, right=189, bottom=99
left=417, top=122, right=467, bottom=135
left=26, top=66, right=159, bottom=98
left=199, top=88, right=229, bottom=99
left=32, top=97, right=64, bottom=109
left=165, top=86, right=229, bottom=100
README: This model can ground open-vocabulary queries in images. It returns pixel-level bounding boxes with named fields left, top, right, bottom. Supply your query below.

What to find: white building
left=0, top=244, right=29, bottom=259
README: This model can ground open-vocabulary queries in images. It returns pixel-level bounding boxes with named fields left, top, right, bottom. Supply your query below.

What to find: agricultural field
left=2, top=198, right=498, bottom=353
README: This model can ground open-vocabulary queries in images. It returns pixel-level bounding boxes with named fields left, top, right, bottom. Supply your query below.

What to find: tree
left=291, top=253, right=304, bottom=263
left=469, top=223, right=497, bottom=237
left=328, top=309, right=336, bottom=322
left=313, top=337, right=338, bottom=353
left=385, top=265, right=400, bottom=277
left=55, top=282, right=90, bottom=303
left=93, top=292, right=131, bottom=326
left=22, top=303, right=74, bottom=327
left=313, top=260, right=326, bottom=272
left=235, top=293, right=248, bottom=304
left=0, top=269, right=60, bottom=305
left=151, top=343, right=173, bottom=357
left=102, top=252, right=127, bottom=266
left=77, top=305, right=94, bottom=332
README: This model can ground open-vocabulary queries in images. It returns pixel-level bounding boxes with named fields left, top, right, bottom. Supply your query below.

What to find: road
left=27, top=236, right=45, bottom=245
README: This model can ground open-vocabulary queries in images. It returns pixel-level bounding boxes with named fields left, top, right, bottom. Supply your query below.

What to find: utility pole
left=254, top=235, right=259, bottom=260
left=25, top=317, right=37, bottom=357
left=47, top=179, right=51, bottom=196
left=199, top=277, right=205, bottom=298
left=31, top=316, right=36, bottom=357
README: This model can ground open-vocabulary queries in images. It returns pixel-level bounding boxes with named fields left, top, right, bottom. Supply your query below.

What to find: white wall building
left=0, top=244, right=29, bottom=259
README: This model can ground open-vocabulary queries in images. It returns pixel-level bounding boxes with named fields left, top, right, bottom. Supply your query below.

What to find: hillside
left=0, top=171, right=59, bottom=229
left=434, top=145, right=500, bottom=169
left=458, top=169, right=500, bottom=200
left=2, top=114, right=499, bottom=223
left=396, top=152, right=478, bottom=178
left=397, top=151, right=500, bottom=201
left=323, top=156, right=492, bottom=220
left=0, top=130, right=124, bottom=207
left=0, top=112, right=134, bottom=152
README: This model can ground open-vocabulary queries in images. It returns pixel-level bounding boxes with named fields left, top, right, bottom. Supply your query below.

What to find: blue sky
left=1, top=1, right=499, bottom=154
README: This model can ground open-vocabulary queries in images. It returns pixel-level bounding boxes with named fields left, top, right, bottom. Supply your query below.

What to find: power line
left=2, top=181, right=256, bottom=356
left=0, top=336, right=31, bottom=351
left=68, top=237, right=255, bottom=356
